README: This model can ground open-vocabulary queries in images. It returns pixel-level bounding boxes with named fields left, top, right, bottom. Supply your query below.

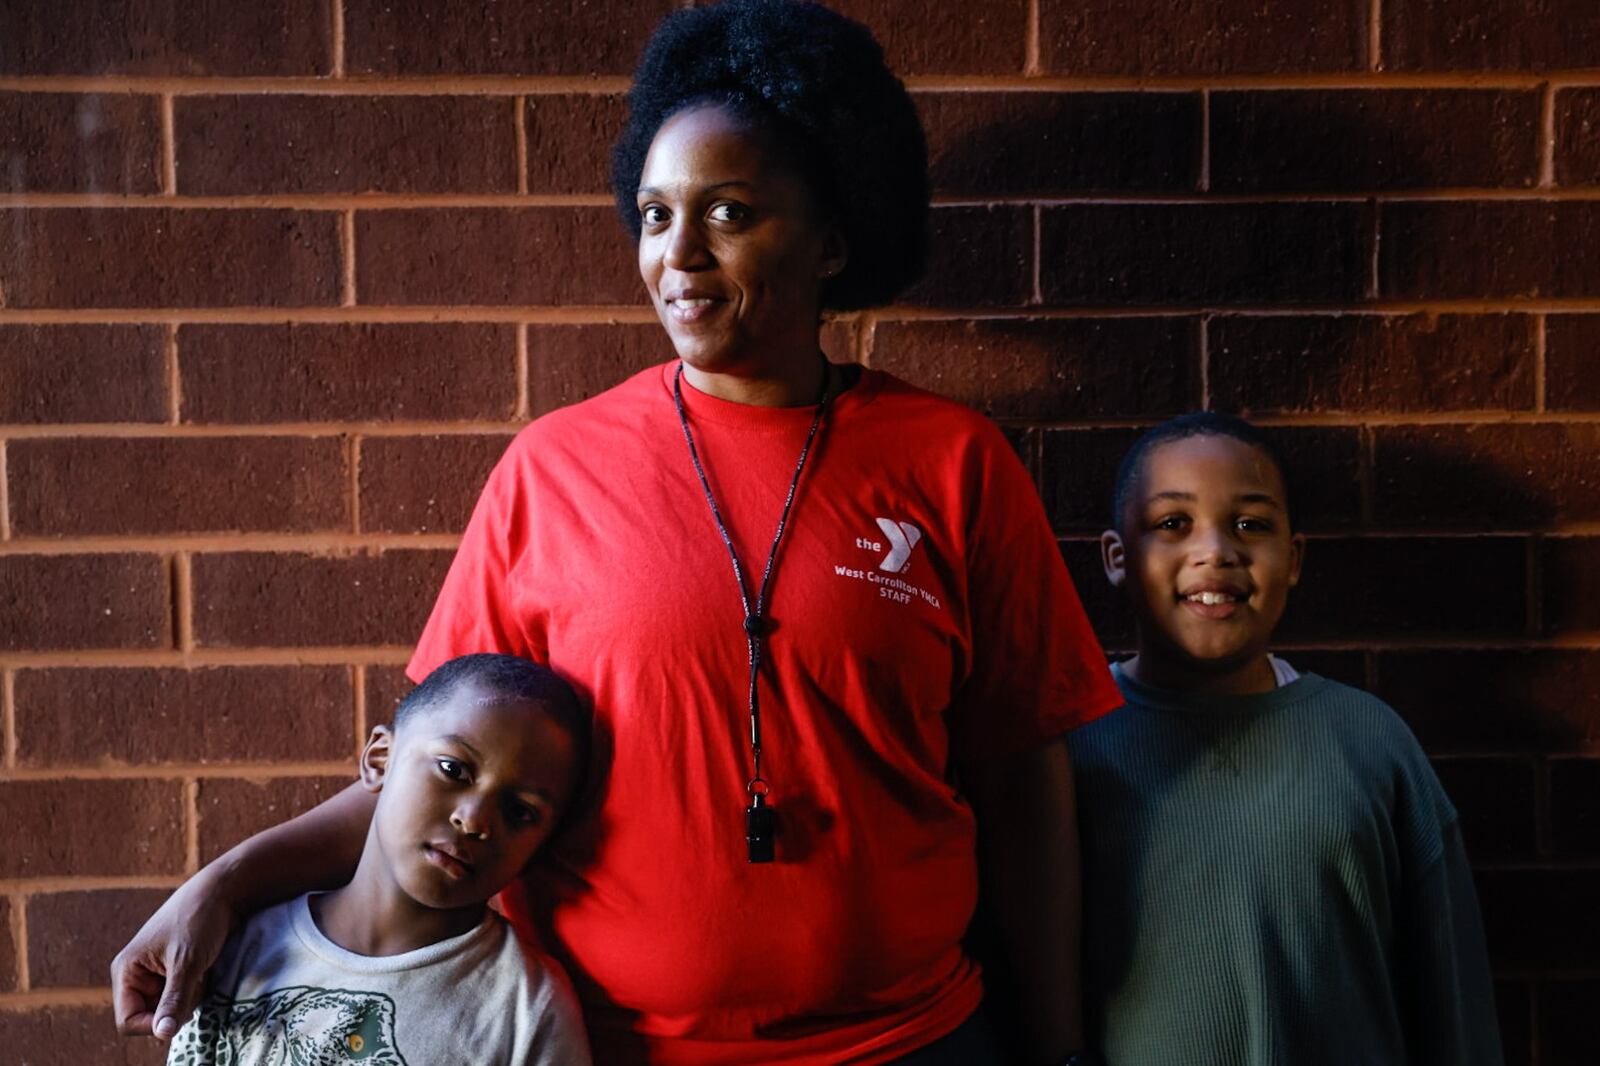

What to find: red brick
left=9, top=437, right=349, bottom=536
left=0, top=0, right=331, bottom=76
left=176, top=96, right=516, bottom=196
left=1281, top=536, right=1527, bottom=641
left=1375, top=650, right=1600, bottom=755
left=0, top=779, right=183, bottom=878
left=1041, top=0, right=1367, bottom=75
left=1211, top=90, right=1540, bottom=192
left=0, top=209, right=340, bottom=309
left=0, top=897, right=14, bottom=992
left=1385, top=0, right=1600, bottom=72
left=1380, top=202, right=1600, bottom=299
left=1208, top=314, right=1536, bottom=414
left=357, top=208, right=641, bottom=306
left=902, top=206, right=1033, bottom=308
left=27, top=888, right=173, bottom=989
left=1550, top=758, right=1600, bottom=857
left=1042, top=427, right=1142, bottom=535
left=527, top=324, right=671, bottom=417
left=365, top=665, right=415, bottom=728
left=1431, top=758, right=1537, bottom=859
left=0, top=554, right=168, bottom=652
left=1554, top=89, right=1600, bottom=186
left=179, top=323, right=518, bottom=424
left=0, top=1005, right=166, bottom=1065
left=0, top=93, right=160, bottom=193
left=1476, top=868, right=1600, bottom=970
left=1373, top=424, right=1600, bottom=529
left=0, top=325, right=167, bottom=424
left=345, top=0, right=673, bottom=76
left=823, top=0, right=1026, bottom=75
left=1539, top=979, right=1600, bottom=1066
left=14, top=666, right=354, bottom=768
left=1546, top=315, right=1600, bottom=411
left=918, top=91, right=1200, bottom=196
left=360, top=434, right=514, bottom=535
left=197, top=775, right=353, bottom=864
left=1040, top=203, right=1370, bottom=306
left=1544, top=537, right=1600, bottom=636
left=525, top=94, right=628, bottom=195
left=871, top=317, right=1200, bottom=421
left=1059, top=538, right=1132, bottom=650
left=191, top=550, right=454, bottom=648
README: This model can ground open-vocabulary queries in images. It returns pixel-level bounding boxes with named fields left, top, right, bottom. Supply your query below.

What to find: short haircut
left=395, top=654, right=588, bottom=758
left=1110, top=412, right=1293, bottom=529
left=611, top=0, right=929, bottom=311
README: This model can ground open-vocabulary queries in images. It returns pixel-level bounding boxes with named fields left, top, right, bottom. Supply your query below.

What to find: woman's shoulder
left=854, top=369, right=1014, bottom=448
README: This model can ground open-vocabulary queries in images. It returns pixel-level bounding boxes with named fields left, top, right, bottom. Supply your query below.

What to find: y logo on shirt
left=875, top=518, right=923, bottom=574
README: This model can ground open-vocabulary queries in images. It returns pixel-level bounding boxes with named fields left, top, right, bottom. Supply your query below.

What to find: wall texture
left=1, top=1, right=1596, bottom=1062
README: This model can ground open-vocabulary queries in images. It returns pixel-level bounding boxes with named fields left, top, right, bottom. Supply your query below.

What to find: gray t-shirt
left=167, top=894, right=591, bottom=1066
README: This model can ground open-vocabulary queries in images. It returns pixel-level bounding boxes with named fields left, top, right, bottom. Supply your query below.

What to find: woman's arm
left=111, top=780, right=376, bottom=1038
left=962, top=737, right=1083, bottom=1066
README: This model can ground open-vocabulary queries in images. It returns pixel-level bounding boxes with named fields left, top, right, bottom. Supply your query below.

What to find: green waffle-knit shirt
left=1068, top=665, right=1502, bottom=1066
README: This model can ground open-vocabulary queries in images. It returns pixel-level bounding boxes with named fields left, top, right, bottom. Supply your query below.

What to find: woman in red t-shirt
left=114, top=3, right=1119, bottom=1063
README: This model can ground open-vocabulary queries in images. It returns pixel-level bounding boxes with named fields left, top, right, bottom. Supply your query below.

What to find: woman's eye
left=639, top=204, right=668, bottom=226
left=708, top=202, right=748, bottom=223
left=436, top=758, right=466, bottom=781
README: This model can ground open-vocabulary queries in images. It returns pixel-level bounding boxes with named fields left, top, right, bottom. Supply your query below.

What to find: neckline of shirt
left=1110, top=660, right=1329, bottom=717
left=656, top=360, right=884, bottom=429
left=289, top=893, right=503, bottom=973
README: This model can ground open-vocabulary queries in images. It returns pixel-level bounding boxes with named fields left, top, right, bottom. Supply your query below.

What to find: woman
left=114, top=2, right=1120, bottom=1062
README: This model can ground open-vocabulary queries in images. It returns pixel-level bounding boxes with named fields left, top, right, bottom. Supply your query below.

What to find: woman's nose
left=663, top=218, right=711, bottom=271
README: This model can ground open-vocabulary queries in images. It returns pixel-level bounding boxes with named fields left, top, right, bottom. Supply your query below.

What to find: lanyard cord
left=671, top=361, right=831, bottom=796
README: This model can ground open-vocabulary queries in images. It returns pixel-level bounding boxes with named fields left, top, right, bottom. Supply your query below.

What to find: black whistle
left=745, top=795, right=776, bottom=864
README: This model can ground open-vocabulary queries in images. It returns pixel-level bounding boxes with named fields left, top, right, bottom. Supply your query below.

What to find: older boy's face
left=369, top=687, right=580, bottom=916
left=1107, top=435, right=1304, bottom=681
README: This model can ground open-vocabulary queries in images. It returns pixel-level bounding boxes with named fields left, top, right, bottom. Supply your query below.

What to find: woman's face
left=636, top=105, right=846, bottom=381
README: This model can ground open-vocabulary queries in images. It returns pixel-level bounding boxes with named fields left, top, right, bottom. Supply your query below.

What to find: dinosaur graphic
left=168, top=985, right=408, bottom=1065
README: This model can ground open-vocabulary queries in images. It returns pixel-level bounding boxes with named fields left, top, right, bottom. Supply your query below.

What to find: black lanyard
left=671, top=361, right=831, bottom=863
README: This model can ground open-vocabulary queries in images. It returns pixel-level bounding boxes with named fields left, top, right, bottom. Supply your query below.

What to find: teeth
left=1188, top=591, right=1237, bottom=605
left=673, top=298, right=713, bottom=307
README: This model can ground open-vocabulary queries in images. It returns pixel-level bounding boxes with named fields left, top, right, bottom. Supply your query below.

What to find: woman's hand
left=111, top=867, right=236, bottom=1039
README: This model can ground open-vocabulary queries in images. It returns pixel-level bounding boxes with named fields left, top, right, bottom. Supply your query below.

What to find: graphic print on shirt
left=836, top=516, right=942, bottom=611
left=168, top=985, right=408, bottom=1066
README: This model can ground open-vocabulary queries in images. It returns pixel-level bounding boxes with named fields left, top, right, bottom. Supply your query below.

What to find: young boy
left=1069, top=413, right=1501, bottom=1065
left=166, top=654, right=593, bottom=1065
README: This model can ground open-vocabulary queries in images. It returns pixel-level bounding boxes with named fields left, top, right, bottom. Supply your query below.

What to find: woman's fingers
left=110, top=949, right=165, bottom=1036
left=151, top=944, right=207, bottom=1039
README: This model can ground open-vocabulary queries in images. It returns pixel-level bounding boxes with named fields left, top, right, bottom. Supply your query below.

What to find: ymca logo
left=873, top=517, right=922, bottom=574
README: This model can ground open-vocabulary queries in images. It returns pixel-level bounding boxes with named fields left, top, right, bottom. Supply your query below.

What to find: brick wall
left=0, top=1, right=1595, bottom=1062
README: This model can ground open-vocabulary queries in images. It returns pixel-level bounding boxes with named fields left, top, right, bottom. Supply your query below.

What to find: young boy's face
left=1103, top=433, right=1305, bottom=686
left=363, top=685, right=581, bottom=915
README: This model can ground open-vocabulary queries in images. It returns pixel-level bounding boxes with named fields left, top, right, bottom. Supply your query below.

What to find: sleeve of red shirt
left=407, top=435, right=541, bottom=685
left=946, top=424, right=1123, bottom=760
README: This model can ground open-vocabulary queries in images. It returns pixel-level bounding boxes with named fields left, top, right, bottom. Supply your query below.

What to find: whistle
left=745, top=794, right=776, bottom=864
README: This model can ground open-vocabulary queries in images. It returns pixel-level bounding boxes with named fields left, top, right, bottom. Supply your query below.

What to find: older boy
left=1069, top=413, right=1501, bottom=1065
left=165, top=654, right=592, bottom=1065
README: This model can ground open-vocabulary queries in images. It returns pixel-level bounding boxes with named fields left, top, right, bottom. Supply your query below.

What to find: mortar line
left=1358, top=423, right=1376, bottom=526
left=183, top=777, right=201, bottom=874
left=1534, top=313, right=1548, bottom=413
left=349, top=436, right=363, bottom=534
left=0, top=440, right=9, bottom=540
left=514, top=324, right=530, bottom=420
left=1540, top=82, right=1557, bottom=188
left=165, top=323, right=181, bottom=424
left=1367, top=199, right=1382, bottom=299
left=353, top=664, right=368, bottom=755
left=1024, top=0, right=1041, bottom=76
left=0, top=761, right=361, bottom=782
left=859, top=314, right=877, bottom=368
left=0, top=989, right=115, bottom=1009
left=173, top=552, right=194, bottom=656
left=3, top=669, right=15, bottom=770
left=1198, top=315, right=1211, bottom=408
left=12, top=891, right=28, bottom=992
left=159, top=94, right=176, bottom=195
left=1368, top=0, right=1382, bottom=72
left=340, top=210, right=357, bottom=307
left=1031, top=205, right=1043, bottom=305
left=331, top=0, right=346, bottom=78
left=0, top=875, right=184, bottom=895
left=515, top=97, right=529, bottom=196
left=1197, top=90, right=1211, bottom=192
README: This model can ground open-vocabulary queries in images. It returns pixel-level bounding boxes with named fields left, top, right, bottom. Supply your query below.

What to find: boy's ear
left=359, top=725, right=395, bottom=792
left=1101, top=529, right=1127, bottom=587
left=1288, top=532, right=1307, bottom=588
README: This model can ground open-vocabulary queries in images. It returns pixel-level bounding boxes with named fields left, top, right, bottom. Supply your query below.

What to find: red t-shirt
left=408, top=364, right=1120, bottom=1064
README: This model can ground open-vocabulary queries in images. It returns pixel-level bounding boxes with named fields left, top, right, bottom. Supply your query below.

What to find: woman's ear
left=359, top=725, right=395, bottom=792
left=1101, top=529, right=1127, bottom=588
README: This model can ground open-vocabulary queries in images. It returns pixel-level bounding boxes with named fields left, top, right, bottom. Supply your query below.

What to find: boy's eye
left=708, top=202, right=748, bottom=223
left=1236, top=516, right=1273, bottom=533
left=435, top=758, right=467, bottom=781
left=1153, top=515, right=1189, bottom=532
left=507, top=801, right=543, bottom=828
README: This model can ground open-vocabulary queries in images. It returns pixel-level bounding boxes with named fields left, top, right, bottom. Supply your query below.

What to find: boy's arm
left=961, top=736, right=1083, bottom=1066
left=112, top=780, right=376, bottom=1039
left=1399, top=819, right=1504, bottom=1066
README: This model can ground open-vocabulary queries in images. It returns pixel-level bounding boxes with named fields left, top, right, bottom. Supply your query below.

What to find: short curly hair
left=612, top=0, right=929, bottom=311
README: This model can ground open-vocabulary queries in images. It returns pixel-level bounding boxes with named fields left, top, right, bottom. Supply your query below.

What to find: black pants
left=883, top=1009, right=1007, bottom=1065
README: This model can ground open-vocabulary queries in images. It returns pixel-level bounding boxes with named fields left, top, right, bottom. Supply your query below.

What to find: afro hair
left=612, top=0, right=929, bottom=311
